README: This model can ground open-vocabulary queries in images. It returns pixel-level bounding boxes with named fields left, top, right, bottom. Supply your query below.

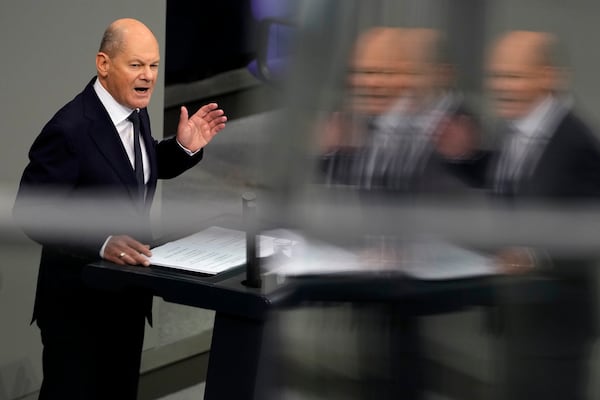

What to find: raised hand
left=176, top=103, right=227, bottom=152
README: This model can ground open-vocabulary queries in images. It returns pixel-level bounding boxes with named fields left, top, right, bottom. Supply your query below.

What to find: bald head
left=99, top=18, right=157, bottom=58
left=353, top=27, right=405, bottom=67
left=352, top=27, right=441, bottom=75
left=492, top=31, right=557, bottom=70
left=487, top=30, right=563, bottom=119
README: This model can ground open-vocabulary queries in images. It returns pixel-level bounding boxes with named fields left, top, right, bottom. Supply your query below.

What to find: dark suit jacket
left=14, top=78, right=204, bottom=322
left=454, top=111, right=600, bottom=200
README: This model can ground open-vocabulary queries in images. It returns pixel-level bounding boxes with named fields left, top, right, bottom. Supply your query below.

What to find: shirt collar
left=373, top=96, right=411, bottom=130
left=510, top=95, right=567, bottom=139
left=93, top=77, right=135, bottom=126
left=374, top=91, right=458, bottom=134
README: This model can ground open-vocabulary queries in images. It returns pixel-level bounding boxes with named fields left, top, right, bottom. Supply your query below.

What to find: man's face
left=101, top=30, right=160, bottom=110
left=486, top=35, right=553, bottom=120
left=392, top=58, right=437, bottom=114
left=349, top=29, right=438, bottom=115
left=350, top=53, right=410, bottom=115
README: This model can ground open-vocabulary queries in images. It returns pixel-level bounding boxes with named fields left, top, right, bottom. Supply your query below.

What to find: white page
left=149, top=226, right=280, bottom=275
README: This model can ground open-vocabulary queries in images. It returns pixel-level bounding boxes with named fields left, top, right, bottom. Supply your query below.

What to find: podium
left=83, top=220, right=559, bottom=399
left=84, top=257, right=297, bottom=399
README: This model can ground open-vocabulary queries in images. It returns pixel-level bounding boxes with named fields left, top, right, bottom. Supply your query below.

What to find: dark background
left=165, top=0, right=258, bottom=85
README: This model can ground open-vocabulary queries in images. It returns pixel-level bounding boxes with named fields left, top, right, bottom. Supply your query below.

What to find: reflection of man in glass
left=317, top=27, right=480, bottom=400
left=442, top=30, right=600, bottom=400
left=322, top=27, right=477, bottom=195
left=487, top=31, right=600, bottom=199
left=490, top=31, right=600, bottom=400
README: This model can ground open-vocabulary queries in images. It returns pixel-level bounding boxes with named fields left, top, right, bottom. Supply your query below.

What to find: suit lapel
left=81, top=82, right=140, bottom=202
left=521, top=117, right=568, bottom=195
left=512, top=113, right=571, bottom=197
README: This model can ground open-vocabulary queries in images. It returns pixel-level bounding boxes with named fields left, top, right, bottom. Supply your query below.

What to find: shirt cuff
left=99, top=236, right=112, bottom=258
left=176, top=139, right=201, bottom=156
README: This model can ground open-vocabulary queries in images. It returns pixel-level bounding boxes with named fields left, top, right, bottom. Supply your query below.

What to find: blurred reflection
left=440, top=30, right=600, bottom=400
left=320, top=26, right=479, bottom=195
left=441, top=30, right=600, bottom=200
left=268, top=26, right=600, bottom=400
left=283, top=25, right=484, bottom=400
left=489, top=31, right=600, bottom=400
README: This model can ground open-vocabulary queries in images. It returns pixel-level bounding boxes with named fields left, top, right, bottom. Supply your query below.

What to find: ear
left=96, top=52, right=110, bottom=78
left=436, top=63, right=456, bottom=89
left=542, top=65, right=564, bottom=93
left=550, top=66, right=570, bottom=94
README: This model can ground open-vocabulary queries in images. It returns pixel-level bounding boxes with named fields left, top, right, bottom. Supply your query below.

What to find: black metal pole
left=242, top=192, right=261, bottom=288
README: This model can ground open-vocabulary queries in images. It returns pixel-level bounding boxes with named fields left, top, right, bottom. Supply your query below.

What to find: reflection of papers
left=399, top=240, right=497, bottom=280
left=264, top=238, right=364, bottom=276
left=267, top=234, right=497, bottom=280
left=149, top=226, right=282, bottom=275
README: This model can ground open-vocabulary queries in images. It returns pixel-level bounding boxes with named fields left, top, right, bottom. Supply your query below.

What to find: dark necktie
left=127, top=110, right=145, bottom=201
left=495, top=127, right=526, bottom=196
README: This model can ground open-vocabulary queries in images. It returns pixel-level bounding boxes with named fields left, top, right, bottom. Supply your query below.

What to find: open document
left=149, top=226, right=292, bottom=275
left=263, top=233, right=498, bottom=280
left=150, top=226, right=497, bottom=279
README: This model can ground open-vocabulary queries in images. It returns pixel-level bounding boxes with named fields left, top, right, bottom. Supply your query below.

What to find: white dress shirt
left=93, top=79, right=151, bottom=184
left=94, top=79, right=152, bottom=257
left=93, top=78, right=200, bottom=258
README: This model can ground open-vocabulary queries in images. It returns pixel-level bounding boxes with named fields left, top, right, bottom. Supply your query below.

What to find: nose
left=140, top=65, right=155, bottom=81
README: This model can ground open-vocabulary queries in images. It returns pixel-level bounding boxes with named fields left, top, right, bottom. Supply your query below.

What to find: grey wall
left=0, top=2, right=166, bottom=398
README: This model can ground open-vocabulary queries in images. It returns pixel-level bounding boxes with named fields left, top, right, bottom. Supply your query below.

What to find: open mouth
left=495, top=96, right=520, bottom=105
left=135, top=87, right=149, bottom=94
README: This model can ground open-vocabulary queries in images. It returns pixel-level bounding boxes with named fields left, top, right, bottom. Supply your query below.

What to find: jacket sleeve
left=14, top=122, right=109, bottom=259
left=155, top=136, right=204, bottom=179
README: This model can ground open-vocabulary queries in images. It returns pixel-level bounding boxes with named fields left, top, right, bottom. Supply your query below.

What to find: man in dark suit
left=13, top=18, right=226, bottom=399
left=444, top=31, right=600, bottom=201
left=440, top=30, right=600, bottom=400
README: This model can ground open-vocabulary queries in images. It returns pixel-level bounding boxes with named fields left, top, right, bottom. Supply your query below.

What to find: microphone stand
left=242, top=192, right=261, bottom=288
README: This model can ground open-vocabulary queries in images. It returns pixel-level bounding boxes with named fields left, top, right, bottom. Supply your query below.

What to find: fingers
left=116, top=251, right=150, bottom=267
left=180, top=105, right=189, bottom=120
left=195, top=104, right=227, bottom=125
left=105, top=235, right=152, bottom=267
left=193, top=111, right=226, bottom=141
left=199, top=111, right=227, bottom=131
left=207, top=111, right=227, bottom=129
left=197, top=102, right=219, bottom=117
left=177, top=106, right=190, bottom=136
left=494, top=247, right=535, bottom=275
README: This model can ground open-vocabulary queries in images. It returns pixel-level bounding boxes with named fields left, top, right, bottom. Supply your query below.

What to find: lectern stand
left=83, top=211, right=557, bottom=399
left=84, top=254, right=294, bottom=399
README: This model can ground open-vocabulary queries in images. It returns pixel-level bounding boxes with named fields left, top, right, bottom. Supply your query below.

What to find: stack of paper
left=149, top=226, right=289, bottom=275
